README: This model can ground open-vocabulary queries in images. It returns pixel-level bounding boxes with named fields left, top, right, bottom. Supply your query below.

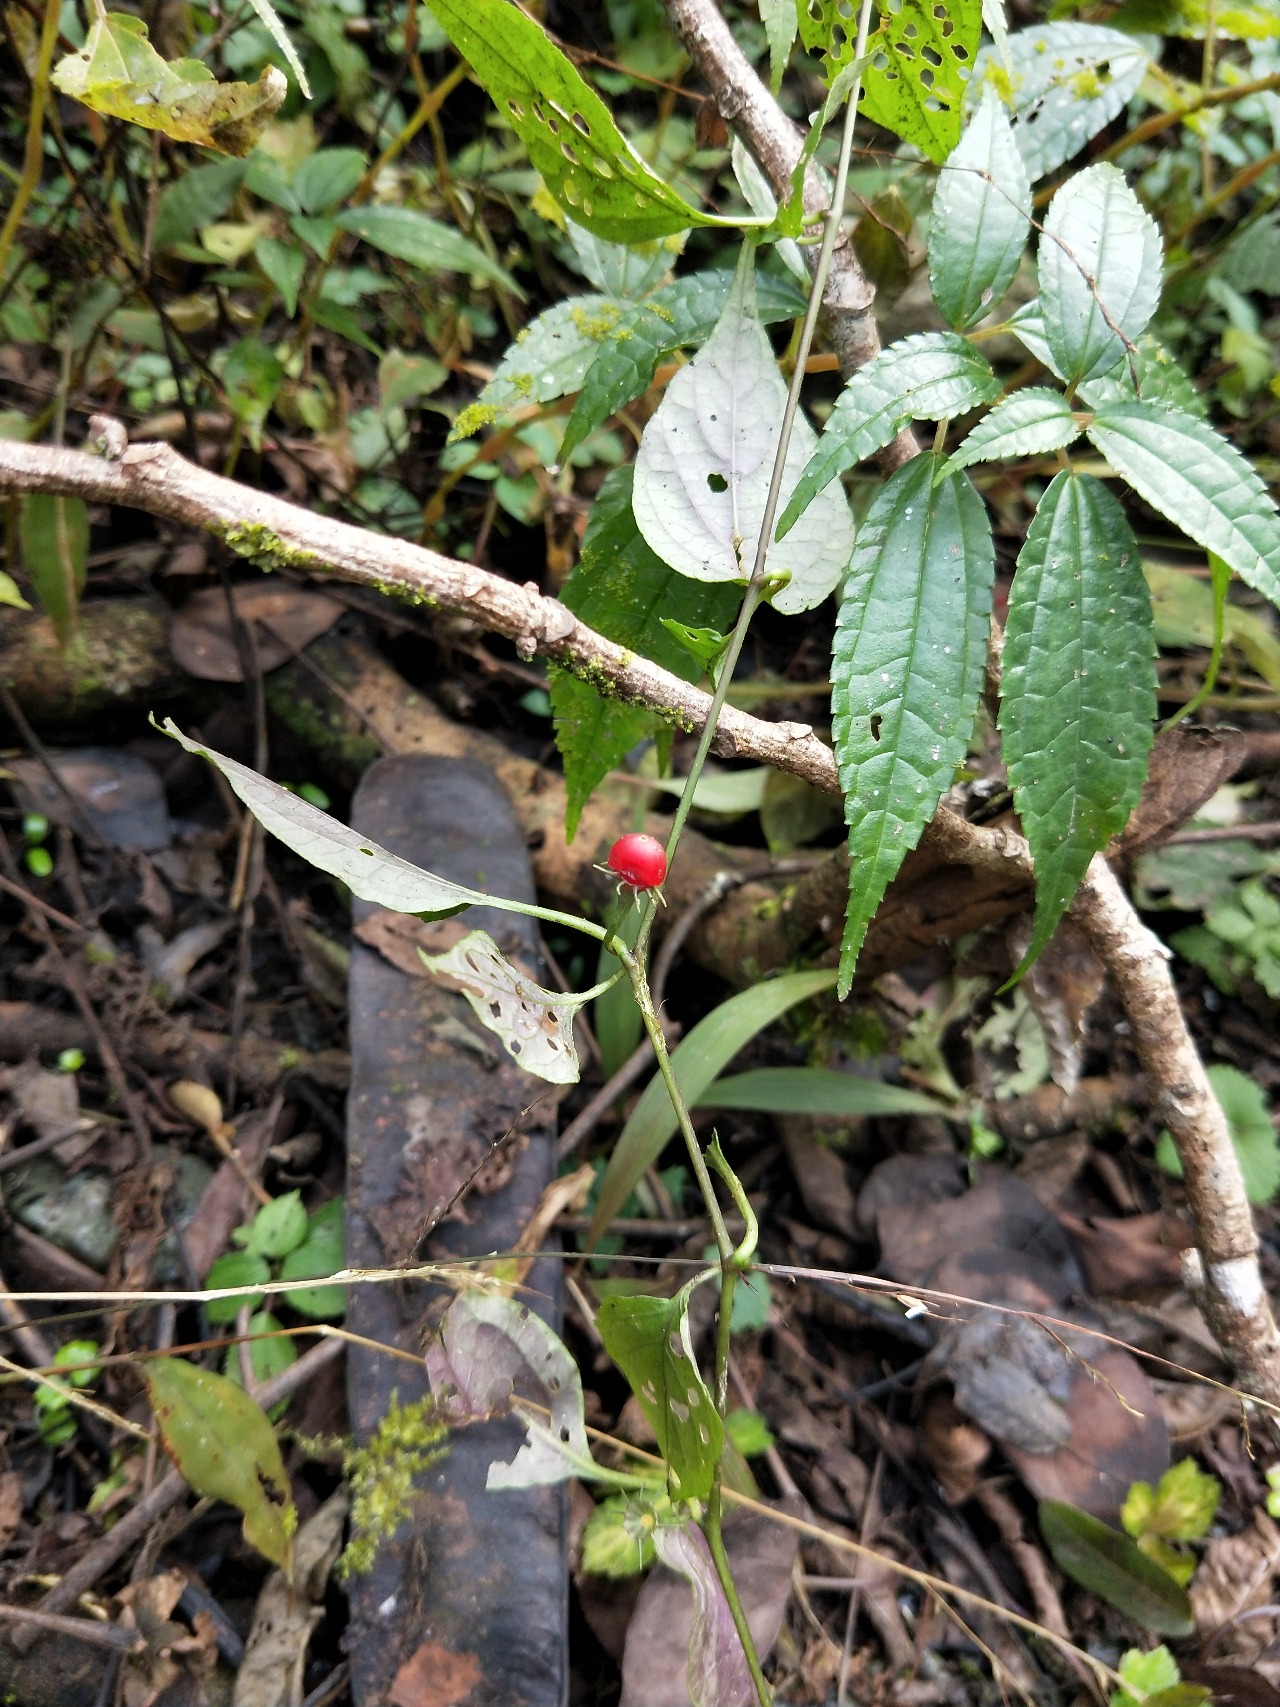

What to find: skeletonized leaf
left=652, top=1522, right=757, bottom=1707
left=335, top=205, right=519, bottom=294
left=1087, top=401, right=1280, bottom=609
left=943, top=387, right=1080, bottom=474
left=549, top=466, right=739, bottom=838
left=450, top=296, right=628, bottom=440
left=832, top=457, right=994, bottom=994
left=422, top=928, right=580, bottom=1084
left=929, top=88, right=1031, bottom=330
left=969, top=23, right=1149, bottom=182
left=597, top=1283, right=722, bottom=1502
left=21, top=494, right=88, bottom=649
left=425, top=0, right=728, bottom=242
left=1040, top=164, right=1163, bottom=388
left=778, top=334, right=999, bottom=538
left=632, top=248, right=853, bottom=615
left=146, top=1357, right=295, bottom=1570
left=52, top=14, right=285, bottom=156
left=587, top=969, right=839, bottom=1246
left=425, top=1291, right=590, bottom=1488
left=159, top=719, right=552, bottom=926
left=999, top=471, right=1156, bottom=975
left=560, top=265, right=807, bottom=464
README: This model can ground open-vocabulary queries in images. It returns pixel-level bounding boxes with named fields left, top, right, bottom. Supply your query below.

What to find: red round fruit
left=607, top=833, right=668, bottom=891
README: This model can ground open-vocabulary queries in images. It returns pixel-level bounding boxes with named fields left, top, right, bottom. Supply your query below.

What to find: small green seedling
left=34, top=1340, right=101, bottom=1448
left=1121, top=1457, right=1220, bottom=1587
left=206, top=1192, right=345, bottom=1324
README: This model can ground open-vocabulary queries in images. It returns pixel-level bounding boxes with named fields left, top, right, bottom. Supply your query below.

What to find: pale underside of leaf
left=832, top=457, right=995, bottom=995
left=943, top=387, right=1080, bottom=474
left=422, top=929, right=579, bottom=1084
left=1039, top=163, right=1163, bottom=387
left=453, top=295, right=628, bottom=433
left=999, top=470, right=1156, bottom=975
left=928, top=88, right=1032, bottom=331
left=779, top=333, right=999, bottom=537
left=652, top=1522, right=757, bottom=1707
left=632, top=253, right=853, bottom=614
left=1086, top=401, right=1280, bottom=609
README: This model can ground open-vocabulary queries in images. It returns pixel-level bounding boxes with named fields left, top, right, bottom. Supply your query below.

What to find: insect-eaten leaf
left=52, top=14, right=285, bottom=156
left=597, top=1281, right=722, bottom=1503
left=20, top=494, right=88, bottom=649
left=421, top=929, right=581, bottom=1084
left=1039, top=1499, right=1195, bottom=1635
left=632, top=245, right=854, bottom=615
left=146, top=1356, right=295, bottom=1571
left=425, top=1291, right=591, bottom=1488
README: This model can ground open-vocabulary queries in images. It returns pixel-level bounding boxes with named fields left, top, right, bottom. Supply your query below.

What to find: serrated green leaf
left=425, top=0, right=729, bottom=243
left=1087, top=401, right=1280, bottom=609
left=943, top=387, right=1080, bottom=474
left=560, top=265, right=807, bottom=464
left=21, top=494, right=88, bottom=649
left=597, top=1281, right=722, bottom=1501
left=969, top=23, right=1149, bottom=182
left=695, top=1066, right=952, bottom=1119
left=1078, top=335, right=1206, bottom=418
left=146, top=1356, right=295, bottom=1570
left=779, top=334, right=999, bottom=538
left=1040, top=164, right=1163, bottom=388
left=586, top=969, right=839, bottom=1246
left=451, top=296, right=628, bottom=440
left=632, top=246, right=853, bottom=615
left=929, top=88, right=1031, bottom=330
left=831, top=457, right=994, bottom=993
left=1039, top=1500, right=1195, bottom=1635
left=999, top=471, right=1155, bottom=976
left=803, top=0, right=981, bottom=161
left=549, top=466, right=739, bottom=837
left=1122, top=1457, right=1220, bottom=1545
left=760, top=0, right=799, bottom=90
left=334, top=205, right=520, bottom=294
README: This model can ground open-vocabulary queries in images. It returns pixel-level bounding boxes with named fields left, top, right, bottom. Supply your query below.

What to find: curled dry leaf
left=168, top=584, right=342, bottom=681
left=233, top=1490, right=349, bottom=1707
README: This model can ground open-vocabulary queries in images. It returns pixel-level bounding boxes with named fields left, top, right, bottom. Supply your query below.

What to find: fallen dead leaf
left=233, top=1489, right=349, bottom=1707
left=1191, top=1509, right=1280, bottom=1638
left=169, top=583, right=342, bottom=681
left=353, top=910, right=472, bottom=977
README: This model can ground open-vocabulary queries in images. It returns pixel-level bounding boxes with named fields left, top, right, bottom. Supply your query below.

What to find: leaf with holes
left=52, top=13, right=285, bottom=155
left=943, top=388, right=1080, bottom=474
left=929, top=88, right=1031, bottom=329
left=597, top=1282, right=722, bottom=1502
left=801, top=0, right=981, bottom=161
left=560, top=265, right=807, bottom=465
left=632, top=247, right=853, bottom=615
left=424, top=0, right=731, bottom=242
left=158, top=719, right=559, bottom=928
left=999, top=471, right=1155, bottom=975
left=1039, top=164, right=1163, bottom=387
left=778, top=333, right=999, bottom=538
left=421, top=929, right=580, bottom=1084
left=451, top=296, right=629, bottom=440
left=969, top=23, right=1149, bottom=182
left=1086, top=402, right=1280, bottom=609
left=549, top=467, right=740, bottom=838
left=426, top=1291, right=591, bottom=1488
left=587, top=969, right=839, bottom=1246
left=146, top=1356, right=295, bottom=1570
left=21, top=495, right=88, bottom=649
left=832, top=456, right=994, bottom=994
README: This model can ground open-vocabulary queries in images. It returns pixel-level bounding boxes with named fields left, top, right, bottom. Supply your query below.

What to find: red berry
left=607, top=833, right=667, bottom=891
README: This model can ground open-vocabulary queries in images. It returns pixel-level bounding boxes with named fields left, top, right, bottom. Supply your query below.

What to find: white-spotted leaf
left=999, top=471, right=1156, bottom=974
left=632, top=248, right=853, bottom=614
left=929, top=88, right=1031, bottom=330
left=597, top=1283, right=722, bottom=1502
left=832, top=457, right=994, bottom=994
left=422, top=928, right=580, bottom=1084
left=943, top=387, right=1081, bottom=474
left=1086, top=402, right=1280, bottom=610
left=1040, top=163, right=1163, bottom=387
left=778, top=333, right=999, bottom=537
